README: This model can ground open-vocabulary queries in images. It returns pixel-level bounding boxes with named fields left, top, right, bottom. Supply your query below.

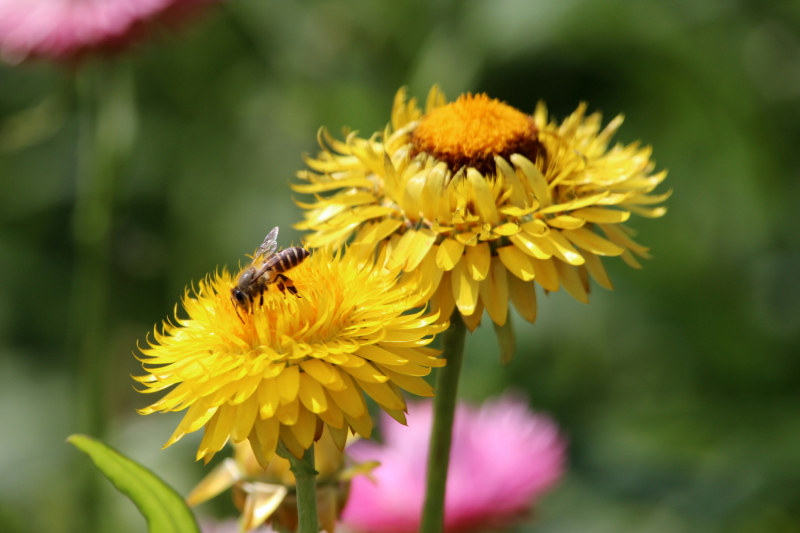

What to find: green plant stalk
left=420, top=311, right=467, bottom=533
left=285, top=444, right=320, bottom=533
left=69, top=58, right=136, bottom=533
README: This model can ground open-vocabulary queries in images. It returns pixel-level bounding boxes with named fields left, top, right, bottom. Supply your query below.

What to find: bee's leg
left=259, top=288, right=264, bottom=307
left=278, top=274, right=300, bottom=297
left=276, top=275, right=288, bottom=296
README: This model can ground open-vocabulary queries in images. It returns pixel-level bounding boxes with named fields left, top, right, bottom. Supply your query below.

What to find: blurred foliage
left=1, top=0, right=800, bottom=532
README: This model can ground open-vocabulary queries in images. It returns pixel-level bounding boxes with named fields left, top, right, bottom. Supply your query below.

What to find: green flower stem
left=420, top=311, right=467, bottom=533
left=283, top=443, right=320, bottom=533
left=69, top=59, right=136, bottom=531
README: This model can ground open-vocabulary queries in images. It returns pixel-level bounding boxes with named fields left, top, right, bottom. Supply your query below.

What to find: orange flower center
left=411, top=93, right=540, bottom=174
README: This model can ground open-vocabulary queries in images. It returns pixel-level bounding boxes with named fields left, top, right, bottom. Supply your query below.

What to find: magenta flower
left=342, top=395, right=567, bottom=533
left=0, top=0, right=219, bottom=63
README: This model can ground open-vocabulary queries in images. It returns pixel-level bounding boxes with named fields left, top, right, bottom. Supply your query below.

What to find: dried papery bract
left=187, top=427, right=377, bottom=532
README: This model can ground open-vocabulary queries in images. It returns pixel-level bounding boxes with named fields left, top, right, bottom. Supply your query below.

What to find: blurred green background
left=2, top=0, right=800, bottom=532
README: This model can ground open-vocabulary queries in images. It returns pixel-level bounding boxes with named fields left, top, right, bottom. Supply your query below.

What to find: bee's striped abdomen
left=274, top=246, right=309, bottom=273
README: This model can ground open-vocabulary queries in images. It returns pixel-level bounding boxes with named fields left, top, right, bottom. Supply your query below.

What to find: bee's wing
left=251, top=251, right=283, bottom=282
left=255, top=227, right=279, bottom=260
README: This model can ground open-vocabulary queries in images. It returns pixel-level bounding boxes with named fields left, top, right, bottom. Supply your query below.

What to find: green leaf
left=68, top=434, right=200, bottom=533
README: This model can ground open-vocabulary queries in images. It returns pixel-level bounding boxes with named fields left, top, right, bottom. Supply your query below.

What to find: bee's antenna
left=231, top=297, right=245, bottom=324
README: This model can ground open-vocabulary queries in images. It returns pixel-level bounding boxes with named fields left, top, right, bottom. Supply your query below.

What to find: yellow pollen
left=411, top=93, right=539, bottom=173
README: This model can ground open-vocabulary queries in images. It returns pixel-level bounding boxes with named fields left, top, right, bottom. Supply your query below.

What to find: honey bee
left=230, top=227, right=309, bottom=318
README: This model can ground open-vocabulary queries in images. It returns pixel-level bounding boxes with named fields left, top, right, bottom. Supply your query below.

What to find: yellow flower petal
left=497, top=245, right=535, bottom=281
left=451, top=259, right=480, bottom=315
left=299, top=359, right=345, bottom=391
left=494, top=155, right=528, bottom=207
left=554, top=260, right=589, bottom=304
left=417, top=245, right=444, bottom=297
left=328, top=369, right=366, bottom=419
left=404, top=228, right=436, bottom=271
left=378, top=366, right=435, bottom=397
left=232, top=395, right=258, bottom=442
left=461, top=298, right=484, bottom=332
left=344, top=411, right=372, bottom=440
left=341, top=360, right=389, bottom=383
left=316, top=391, right=345, bottom=429
left=467, top=168, right=500, bottom=225
left=507, top=274, right=538, bottom=324
left=290, top=404, right=318, bottom=449
left=401, top=171, right=426, bottom=221
left=290, top=177, right=374, bottom=194
left=465, top=242, right=491, bottom=281
left=520, top=219, right=549, bottom=237
left=492, top=222, right=522, bottom=236
left=511, top=154, right=551, bottom=207
left=257, top=378, right=280, bottom=419
left=327, top=424, right=348, bottom=452
left=179, top=401, right=218, bottom=436
left=252, top=417, right=280, bottom=465
left=624, top=189, right=673, bottom=205
left=357, top=379, right=406, bottom=411
left=429, top=271, right=456, bottom=324
left=197, top=405, right=234, bottom=463
left=455, top=231, right=479, bottom=246
left=582, top=250, right=614, bottom=290
left=547, top=215, right=586, bottom=229
left=385, top=229, right=417, bottom=270
left=357, top=218, right=404, bottom=245
left=562, top=227, right=625, bottom=256
left=620, top=249, right=643, bottom=269
left=628, top=205, right=668, bottom=218
left=479, top=257, right=509, bottom=326
left=530, top=257, right=559, bottom=292
left=279, top=424, right=305, bottom=460
left=571, top=207, right=630, bottom=223
left=510, top=232, right=553, bottom=259
left=538, top=192, right=610, bottom=215
left=277, top=366, right=300, bottom=404
left=598, top=223, right=651, bottom=257
left=547, top=229, right=586, bottom=265
left=276, top=398, right=299, bottom=425
left=357, top=344, right=409, bottom=366
left=420, top=163, right=449, bottom=222
left=436, top=238, right=465, bottom=271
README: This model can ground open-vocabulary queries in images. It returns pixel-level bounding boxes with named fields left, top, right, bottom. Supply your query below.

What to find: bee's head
left=231, top=288, right=248, bottom=307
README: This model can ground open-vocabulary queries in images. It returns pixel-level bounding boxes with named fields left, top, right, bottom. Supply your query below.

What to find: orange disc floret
left=411, top=93, right=539, bottom=174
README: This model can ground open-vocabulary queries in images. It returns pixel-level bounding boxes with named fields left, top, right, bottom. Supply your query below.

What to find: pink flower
left=0, top=0, right=219, bottom=63
left=342, top=395, right=567, bottom=533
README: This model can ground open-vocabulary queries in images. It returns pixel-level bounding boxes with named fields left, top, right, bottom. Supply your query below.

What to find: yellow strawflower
left=135, top=244, right=445, bottom=463
left=294, top=87, right=669, bottom=333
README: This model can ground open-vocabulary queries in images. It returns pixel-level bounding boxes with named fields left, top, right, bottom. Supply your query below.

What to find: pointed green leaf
left=68, top=434, right=200, bottom=533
